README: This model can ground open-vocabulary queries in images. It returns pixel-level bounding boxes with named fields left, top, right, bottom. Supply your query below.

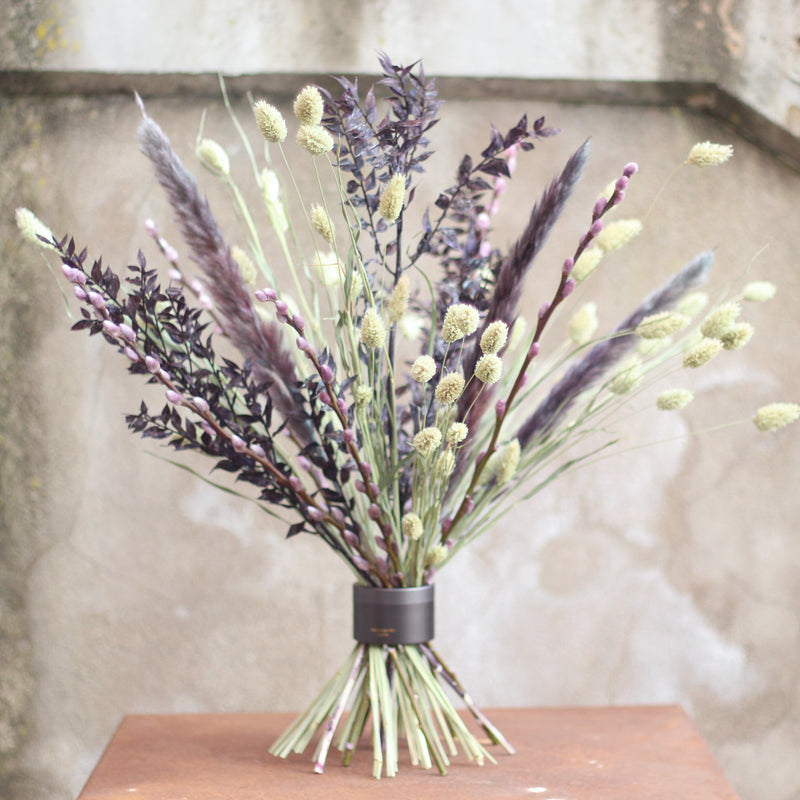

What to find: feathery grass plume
left=686, top=141, right=733, bottom=167
left=568, top=302, right=598, bottom=345
left=360, top=306, right=386, bottom=349
left=378, top=174, right=406, bottom=223
left=700, top=301, right=740, bottom=338
left=15, top=207, right=56, bottom=249
left=293, top=85, right=325, bottom=125
left=720, top=322, right=754, bottom=351
left=388, top=275, right=410, bottom=323
left=595, top=218, right=642, bottom=251
left=635, top=311, right=689, bottom=339
left=742, top=281, right=776, bottom=302
left=136, top=107, right=310, bottom=443
left=683, top=337, right=722, bottom=368
left=753, top=402, right=800, bottom=431
left=253, top=100, right=287, bottom=143
left=516, top=251, right=713, bottom=447
left=657, top=388, right=694, bottom=410
left=297, top=124, right=334, bottom=156
left=310, top=203, right=336, bottom=243
left=572, top=246, right=604, bottom=282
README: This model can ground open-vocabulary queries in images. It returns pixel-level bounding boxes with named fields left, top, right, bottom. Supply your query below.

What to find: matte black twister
left=352, top=584, right=435, bottom=644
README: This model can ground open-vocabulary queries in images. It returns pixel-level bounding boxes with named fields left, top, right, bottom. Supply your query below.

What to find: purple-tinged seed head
left=623, top=162, right=638, bottom=178
left=319, top=364, right=334, bottom=383
left=165, top=389, right=183, bottom=405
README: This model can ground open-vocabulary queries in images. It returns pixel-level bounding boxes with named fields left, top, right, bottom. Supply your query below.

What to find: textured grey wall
left=2, top=3, right=800, bottom=800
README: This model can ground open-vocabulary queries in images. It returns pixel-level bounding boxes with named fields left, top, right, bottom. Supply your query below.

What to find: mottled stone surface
left=2, top=85, right=799, bottom=800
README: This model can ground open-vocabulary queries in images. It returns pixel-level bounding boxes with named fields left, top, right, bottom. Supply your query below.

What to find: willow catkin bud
left=434, top=371, right=465, bottom=405
left=572, top=246, right=604, bottom=282
left=595, top=219, right=643, bottom=252
left=480, top=320, right=509, bottom=354
left=296, top=124, right=334, bottom=155
left=310, top=204, right=335, bottom=243
left=683, top=337, right=722, bottom=368
left=402, top=513, right=424, bottom=541
left=656, top=388, right=694, bottom=410
left=442, top=303, right=480, bottom=343
left=196, top=138, right=230, bottom=175
left=686, top=141, right=733, bottom=167
left=378, top=173, right=406, bottom=223
left=253, top=100, right=287, bottom=143
left=360, top=307, right=386, bottom=349
left=411, top=355, right=436, bottom=383
left=293, top=85, right=324, bottom=125
left=753, top=402, right=800, bottom=431
left=568, top=302, right=598, bottom=345
left=413, top=426, right=442, bottom=456
left=388, top=274, right=410, bottom=323
left=474, top=353, right=502, bottom=384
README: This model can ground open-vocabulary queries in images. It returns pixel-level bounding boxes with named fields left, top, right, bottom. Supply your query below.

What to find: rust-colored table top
left=77, top=706, right=739, bottom=799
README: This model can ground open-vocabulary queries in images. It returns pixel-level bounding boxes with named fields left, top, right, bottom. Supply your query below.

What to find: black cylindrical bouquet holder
left=352, top=584, right=435, bottom=645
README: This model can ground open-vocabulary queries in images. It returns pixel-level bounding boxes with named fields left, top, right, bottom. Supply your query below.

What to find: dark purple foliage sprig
left=53, top=236, right=383, bottom=583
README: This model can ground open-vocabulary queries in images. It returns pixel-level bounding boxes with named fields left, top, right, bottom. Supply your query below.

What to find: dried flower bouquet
left=17, top=54, right=798, bottom=778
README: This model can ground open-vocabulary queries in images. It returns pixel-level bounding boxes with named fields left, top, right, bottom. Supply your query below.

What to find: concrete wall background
left=2, top=2, right=800, bottom=800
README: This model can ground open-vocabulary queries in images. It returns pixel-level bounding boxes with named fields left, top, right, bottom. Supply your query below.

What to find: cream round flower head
left=296, top=124, right=334, bottom=156
left=293, top=85, right=324, bottom=125
left=720, top=322, right=754, bottom=351
left=572, top=246, right=604, bottom=282
left=310, top=203, right=335, bottom=243
left=231, top=246, right=257, bottom=286
left=656, top=388, right=694, bottom=411
left=399, top=312, right=425, bottom=341
left=15, top=207, right=55, bottom=248
left=196, top=138, right=230, bottom=176
left=474, top=353, right=502, bottom=384
left=700, top=301, right=740, bottom=339
left=568, top=302, right=598, bottom=345
left=425, top=543, right=449, bottom=568
left=413, top=426, right=443, bottom=456
left=434, top=371, right=466, bottom=405
left=753, top=402, right=800, bottom=432
left=742, top=281, right=776, bottom=302
left=378, top=173, right=406, bottom=223
left=608, top=356, right=643, bottom=395
left=683, top=337, right=722, bottom=368
left=446, top=421, right=468, bottom=444
left=595, top=219, right=643, bottom=252
left=480, top=320, right=509, bottom=354
left=354, top=384, right=373, bottom=408
left=360, top=306, right=386, bottom=349
left=686, top=141, right=733, bottom=167
left=635, top=311, right=689, bottom=340
left=411, top=355, right=436, bottom=383
left=442, top=303, right=480, bottom=343
left=401, top=512, right=424, bottom=541
left=388, top=274, right=410, bottom=323
left=435, top=449, right=457, bottom=479
left=253, top=100, right=287, bottom=143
